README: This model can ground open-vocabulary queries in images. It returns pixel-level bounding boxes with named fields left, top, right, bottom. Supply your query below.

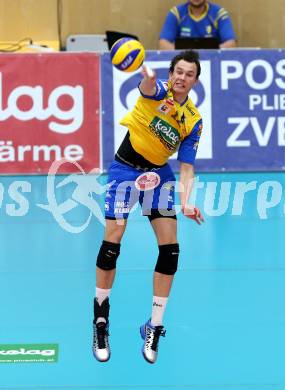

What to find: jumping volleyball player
left=93, top=49, right=204, bottom=364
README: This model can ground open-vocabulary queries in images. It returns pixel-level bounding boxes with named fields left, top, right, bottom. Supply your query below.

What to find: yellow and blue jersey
left=160, top=1, right=236, bottom=44
left=119, top=79, right=203, bottom=166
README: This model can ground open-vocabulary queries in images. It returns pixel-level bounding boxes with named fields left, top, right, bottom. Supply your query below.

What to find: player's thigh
left=104, top=218, right=128, bottom=243
left=105, top=160, right=140, bottom=221
left=150, top=217, right=177, bottom=245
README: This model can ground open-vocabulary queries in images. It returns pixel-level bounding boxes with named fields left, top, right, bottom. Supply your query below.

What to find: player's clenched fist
left=182, top=205, right=204, bottom=225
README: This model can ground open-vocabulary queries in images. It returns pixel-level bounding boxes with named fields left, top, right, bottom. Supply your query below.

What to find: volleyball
left=110, top=38, right=145, bottom=72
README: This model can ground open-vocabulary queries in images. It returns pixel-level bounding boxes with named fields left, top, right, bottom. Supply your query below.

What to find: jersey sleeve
left=177, top=119, right=203, bottom=165
left=138, top=79, right=168, bottom=101
left=159, top=7, right=180, bottom=43
left=216, top=8, right=236, bottom=42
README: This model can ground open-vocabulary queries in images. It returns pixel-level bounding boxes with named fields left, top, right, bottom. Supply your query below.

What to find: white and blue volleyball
left=110, top=38, right=145, bottom=72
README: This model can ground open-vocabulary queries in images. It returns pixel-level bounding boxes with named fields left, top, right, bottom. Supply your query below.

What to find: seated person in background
left=159, top=0, right=236, bottom=50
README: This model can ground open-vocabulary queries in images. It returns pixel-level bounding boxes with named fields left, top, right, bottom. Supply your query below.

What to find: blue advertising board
left=101, top=49, right=285, bottom=172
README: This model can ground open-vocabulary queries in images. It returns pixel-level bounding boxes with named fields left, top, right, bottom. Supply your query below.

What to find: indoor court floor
left=0, top=171, right=284, bottom=390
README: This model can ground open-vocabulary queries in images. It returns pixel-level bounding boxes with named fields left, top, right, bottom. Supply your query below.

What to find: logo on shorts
left=135, top=172, right=161, bottom=191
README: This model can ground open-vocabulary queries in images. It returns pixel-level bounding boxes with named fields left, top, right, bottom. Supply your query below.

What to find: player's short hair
left=169, top=50, right=201, bottom=79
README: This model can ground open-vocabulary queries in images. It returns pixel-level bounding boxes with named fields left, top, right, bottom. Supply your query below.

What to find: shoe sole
left=92, top=349, right=111, bottom=363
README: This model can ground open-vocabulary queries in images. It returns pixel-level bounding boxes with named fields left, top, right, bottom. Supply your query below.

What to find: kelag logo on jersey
left=112, top=59, right=213, bottom=160
left=149, top=117, right=180, bottom=150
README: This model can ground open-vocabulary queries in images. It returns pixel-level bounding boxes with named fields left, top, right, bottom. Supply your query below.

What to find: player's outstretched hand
left=140, top=65, right=156, bottom=95
left=182, top=205, right=204, bottom=225
left=141, top=64, right=156, bottom=80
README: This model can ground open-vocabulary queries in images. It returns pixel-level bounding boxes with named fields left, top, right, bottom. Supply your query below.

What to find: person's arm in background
left=158, top=7, right=179, bottom=50
left=216, top=7, right=237, bottom=48
left=159, top=39, right=175, bottom=50
left=219, top=39, right=236, bottom=48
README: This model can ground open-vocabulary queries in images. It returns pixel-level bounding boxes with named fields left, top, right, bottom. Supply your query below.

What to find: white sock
left=151, top=296, right=168, bottom=327
left=96, top=287, right=111, bottom=305
left=96, top=287, right=111, bottom=324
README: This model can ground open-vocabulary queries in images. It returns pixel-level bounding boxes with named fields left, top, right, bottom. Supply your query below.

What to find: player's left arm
left=179, top=163, right=204, bottom=225
left=177, top=119, right=204, bottom=225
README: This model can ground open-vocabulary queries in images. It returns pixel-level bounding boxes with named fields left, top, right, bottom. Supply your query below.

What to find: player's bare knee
left=96, top=240, right=121, bottom=271
left=104, top=219, right=127, bottom=243
left=155, top=243, right=180, bottom=275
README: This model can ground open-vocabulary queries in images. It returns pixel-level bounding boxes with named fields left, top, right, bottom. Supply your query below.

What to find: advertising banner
left=101, top=49, right=285, bottom=172
left=0, top=53, right=100, bottom=174
left=0, top=343, right=58, bottom=363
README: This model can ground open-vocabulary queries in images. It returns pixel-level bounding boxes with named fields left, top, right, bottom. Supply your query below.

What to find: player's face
left=169, top=60, right=198, bottom=98
left=189, top=0, right=207, bottom=8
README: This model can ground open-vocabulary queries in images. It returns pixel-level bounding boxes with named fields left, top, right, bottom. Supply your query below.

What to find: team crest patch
left=157, top=103, right=172, bottom=115
left=135, top=172, right=161, bottom=191
left=157, top=98, right=175, bottom=115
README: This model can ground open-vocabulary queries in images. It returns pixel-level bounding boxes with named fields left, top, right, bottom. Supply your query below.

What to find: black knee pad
left=96, top=240, right=120, bottom=271
left=155, top=243, right=180, bottom=275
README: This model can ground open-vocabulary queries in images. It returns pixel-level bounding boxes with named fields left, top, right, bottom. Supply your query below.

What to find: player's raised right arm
left=139, top=65, right=157, bottom=96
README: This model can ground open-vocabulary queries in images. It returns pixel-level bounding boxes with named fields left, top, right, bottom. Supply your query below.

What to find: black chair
left=105, top=30, right=139, bottom=50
